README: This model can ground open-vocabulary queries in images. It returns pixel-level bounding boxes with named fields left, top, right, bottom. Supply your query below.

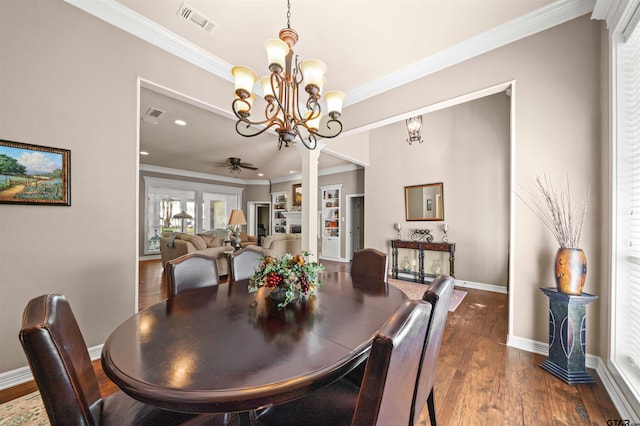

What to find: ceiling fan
left=216, top=157, right=258, bottom=174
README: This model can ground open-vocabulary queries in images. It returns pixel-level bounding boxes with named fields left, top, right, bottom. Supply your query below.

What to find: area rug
left=388, top=278, right=467, bottom=311
left=0, top=392, right=48, bottom=426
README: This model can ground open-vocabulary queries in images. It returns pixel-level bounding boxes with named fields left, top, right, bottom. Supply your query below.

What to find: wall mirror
left=405, top=182, right=444, bottom=221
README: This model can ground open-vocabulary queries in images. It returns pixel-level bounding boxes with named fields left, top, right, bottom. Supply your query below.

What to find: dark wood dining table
left=101, top=272, right=406, bottom=414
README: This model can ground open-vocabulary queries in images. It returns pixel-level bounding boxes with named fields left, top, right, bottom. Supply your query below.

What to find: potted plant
left=520, top=175, right=590, bottom=295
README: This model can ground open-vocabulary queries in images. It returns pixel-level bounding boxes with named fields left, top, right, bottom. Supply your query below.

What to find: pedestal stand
left=539, top=287, right=598, bottom=384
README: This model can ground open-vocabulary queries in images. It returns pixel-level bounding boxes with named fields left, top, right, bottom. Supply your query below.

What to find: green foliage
left=0, top=154, right=26, bottom=175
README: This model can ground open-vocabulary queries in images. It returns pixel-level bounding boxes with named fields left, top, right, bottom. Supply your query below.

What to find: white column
left=300, top=147, right=320, bottom=261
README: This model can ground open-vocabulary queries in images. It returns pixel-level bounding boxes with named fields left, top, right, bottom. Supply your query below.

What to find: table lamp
left=173, top=210, right=193, bottom=233
left=228, top=209, right=247, bottom=250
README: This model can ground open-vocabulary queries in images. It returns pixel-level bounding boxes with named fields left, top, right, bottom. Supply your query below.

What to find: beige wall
left=0, top=0, right=607, bottom=377
left=368, top=93, right=510, bottom=287
left=0, top=0, right=234, bottom=372
left=354, top=15, right=604, bottom=352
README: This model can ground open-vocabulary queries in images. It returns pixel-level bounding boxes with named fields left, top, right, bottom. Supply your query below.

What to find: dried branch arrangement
left=518, top=175, right=590, bottom=249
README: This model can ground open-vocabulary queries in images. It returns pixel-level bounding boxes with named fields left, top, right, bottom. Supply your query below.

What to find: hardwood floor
left=2, top=258, right=619, bottom=425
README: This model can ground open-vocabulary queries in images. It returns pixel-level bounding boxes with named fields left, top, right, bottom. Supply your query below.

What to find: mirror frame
left=404, top=182, right=444, bottom=221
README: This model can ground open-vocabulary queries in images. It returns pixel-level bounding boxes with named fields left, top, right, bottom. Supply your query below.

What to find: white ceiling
left=104, top=0, right=568, bottom=180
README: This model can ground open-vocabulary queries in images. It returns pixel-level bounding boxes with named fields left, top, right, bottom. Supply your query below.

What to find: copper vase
left=554, top=248, right=587, bottom=295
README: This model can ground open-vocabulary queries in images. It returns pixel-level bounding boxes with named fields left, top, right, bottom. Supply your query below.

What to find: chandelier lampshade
left=231, top=0, right=344, bottom=150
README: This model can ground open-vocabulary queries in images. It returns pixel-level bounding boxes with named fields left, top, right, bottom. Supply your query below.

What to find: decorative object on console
left=394, top=223, right=402, bottom=240
left=249, top=252, right=325, bottom=308
left=406, top=116, right=424, bottom=145
left=228, top=209, right=248, bottom=250
left=441, top=223, right=449, bottom=242
left=231, top=0, right=345, bottom=150
left=172, top=210, right=193, bottom=233
left=410, top=229, right=433, bottom=242
left=518, top=175, right=590, bottom=295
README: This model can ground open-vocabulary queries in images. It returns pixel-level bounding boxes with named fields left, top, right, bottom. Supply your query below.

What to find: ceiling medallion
left=231, top=0, right=345, bottom=150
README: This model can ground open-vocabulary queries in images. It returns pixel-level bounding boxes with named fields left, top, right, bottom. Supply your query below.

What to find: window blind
left=621, top=16, right=640, bottom=372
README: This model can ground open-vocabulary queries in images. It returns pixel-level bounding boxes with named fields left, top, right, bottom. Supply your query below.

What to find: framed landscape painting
left=0, top=139, right=70, bottom=206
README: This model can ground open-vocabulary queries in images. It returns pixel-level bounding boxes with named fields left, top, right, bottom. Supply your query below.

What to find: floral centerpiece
left=249, top=251, right=325, bottom=308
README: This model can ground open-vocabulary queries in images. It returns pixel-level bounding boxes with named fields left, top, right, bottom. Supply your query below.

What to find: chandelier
left=231, top=0, right=345, bottom=150
left=406, top=116, right=424, bottom=145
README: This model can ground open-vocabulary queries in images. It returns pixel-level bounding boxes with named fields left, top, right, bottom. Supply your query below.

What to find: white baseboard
left=454, top=279, right=508, bottom=294
left=507, top=335, right=638, bottom=421
left=0, top=344, right=103, bottom=391
left=140, top=254, right=161, bottom=261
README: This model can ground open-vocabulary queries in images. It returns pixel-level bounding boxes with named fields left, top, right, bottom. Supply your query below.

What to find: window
left=143, top=176, right=243, bottom=254
left=613, top=3, right=640, bottom=417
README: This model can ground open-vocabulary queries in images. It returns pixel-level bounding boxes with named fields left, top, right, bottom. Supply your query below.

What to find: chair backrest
left=352, top=299, right=433, bottom=426
left=351, top=248, right=388, bottom=283
left=411, top=274, right=455, bottom=424
left=19, top=294, right=103, bottom=426
left=230, top=245, right=266, bottom=281
left=166, top=253, right=219, bottom=298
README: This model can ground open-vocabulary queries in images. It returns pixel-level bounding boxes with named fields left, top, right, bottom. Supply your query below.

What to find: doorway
left=346, top=194, right=364, bottom=261
left=247, top=201, right=271, bottom=242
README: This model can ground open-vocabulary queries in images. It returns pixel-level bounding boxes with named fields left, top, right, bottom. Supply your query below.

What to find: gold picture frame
left=292, top=183, right=302, bottom=207
left=0, top=139, right=71, bottom=206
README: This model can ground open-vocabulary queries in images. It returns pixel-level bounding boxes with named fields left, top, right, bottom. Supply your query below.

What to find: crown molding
left=140, top=164, right=251, bottom=184
left=140, top=163, right=361, bottom=185
left=65, top=0, right=594, bottom=108
left=345, top=0, right=595, bottom=106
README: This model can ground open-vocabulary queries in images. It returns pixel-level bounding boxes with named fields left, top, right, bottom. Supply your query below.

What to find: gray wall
left=368, top=94, right=510, bottom=287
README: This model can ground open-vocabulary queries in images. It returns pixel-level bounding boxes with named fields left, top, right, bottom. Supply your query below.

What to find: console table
left=391, top=240, right=455, bottom=283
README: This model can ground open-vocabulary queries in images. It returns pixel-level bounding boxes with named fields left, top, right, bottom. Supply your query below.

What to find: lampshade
left=325, top=90, right=345, bottom=116
left=173, top=210, right=193, bottom=220
left=232, top=66, right=257, bottom=98
left=228, top=209, right=247, bottom=226
left=265, top=38, right=289, bottom=71
left=300, top=58, right=327, bottom=93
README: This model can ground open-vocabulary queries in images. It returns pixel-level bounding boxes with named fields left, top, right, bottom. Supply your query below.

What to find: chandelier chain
left=287, top=0, right=291, bottom=29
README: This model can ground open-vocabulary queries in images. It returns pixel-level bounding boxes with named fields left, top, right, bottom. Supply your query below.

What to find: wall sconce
left=406, top=116, right=424, bottom=145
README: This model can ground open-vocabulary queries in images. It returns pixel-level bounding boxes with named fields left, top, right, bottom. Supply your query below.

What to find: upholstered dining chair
left=249, top=299, right=433, bottom=426
left=165, top=253, right=220, bottom=299
left=230, top=245, right=266, bottom=282
left=351, top=248, right=388, bottom=283
left=19, top=294, right=231, bottom=425
left=411, top=274, right=455, bottom=426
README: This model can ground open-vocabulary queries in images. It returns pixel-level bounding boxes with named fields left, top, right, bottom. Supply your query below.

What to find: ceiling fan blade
left=239, top=162, right=258, bottom=170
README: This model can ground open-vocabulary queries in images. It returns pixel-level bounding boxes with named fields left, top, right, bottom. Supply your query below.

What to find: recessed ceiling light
left=174, top=119, right=187, bottom=126
left=140, top=151, right=149, bottom=156
left=258, top=173, right=264, bottom=177
left=289, top=170, right=295, bottom=174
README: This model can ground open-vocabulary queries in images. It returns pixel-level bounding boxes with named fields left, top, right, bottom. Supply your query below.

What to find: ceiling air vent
left=177, top=3, right=217, bottom=34
left=146, top=107, right=165, bottom=118
left=142, top=107, right=165, bottom=124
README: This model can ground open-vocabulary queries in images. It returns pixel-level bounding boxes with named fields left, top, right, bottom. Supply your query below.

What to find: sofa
left=159, top=232, right=234, bottom=276
left=261, top=233, right=302, bottom=257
